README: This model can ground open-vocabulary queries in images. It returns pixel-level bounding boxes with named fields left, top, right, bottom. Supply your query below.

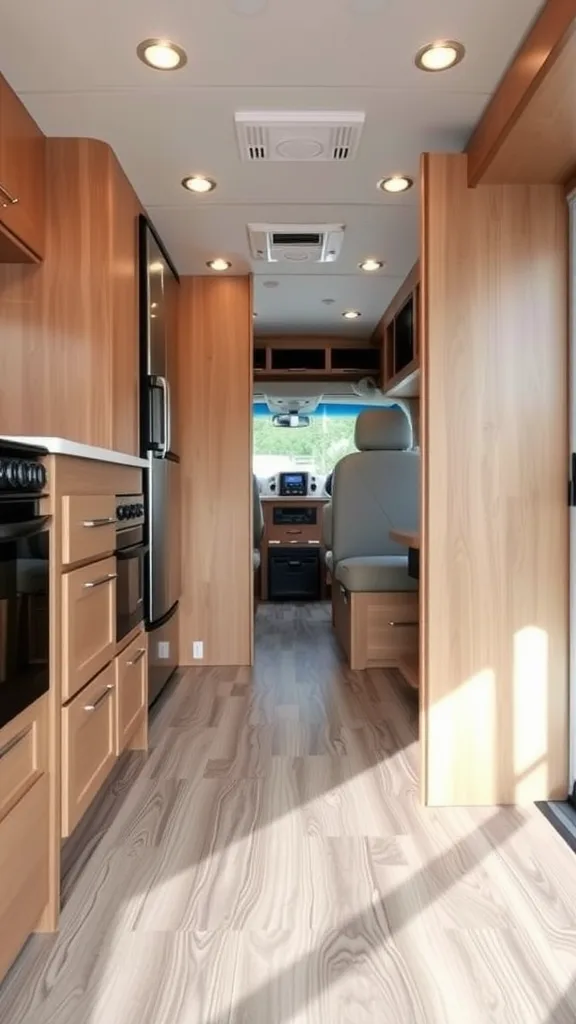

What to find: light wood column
left=421, top=152, right=569, bottom=805
left=177, top=276, right=253, bottom=666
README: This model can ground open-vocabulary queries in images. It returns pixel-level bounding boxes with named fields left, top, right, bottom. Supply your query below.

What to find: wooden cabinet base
left=333, top=585, right=419, bottom=671
left=0, top=775, right=49, bottom=983
left=61, top=662, right=117, bottom=837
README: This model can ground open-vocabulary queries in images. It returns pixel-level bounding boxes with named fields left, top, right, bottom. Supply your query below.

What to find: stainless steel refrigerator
left=139, top=216, right=180, bottom=705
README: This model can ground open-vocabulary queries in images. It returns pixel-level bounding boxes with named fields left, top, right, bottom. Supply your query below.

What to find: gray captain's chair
left=253, top=474, right=264, bottom=571
left=331, top=407, right=419, bottom=592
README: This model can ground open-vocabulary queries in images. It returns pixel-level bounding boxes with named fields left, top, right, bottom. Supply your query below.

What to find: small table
left=389, top=529, right=420, bottom=580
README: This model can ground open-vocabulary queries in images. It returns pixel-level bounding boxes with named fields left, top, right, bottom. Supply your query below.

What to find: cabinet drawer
left=61, top=662, right=117, bottom=836
left=0, top=696, right=48, bottom=824
left=115, top=632, right=148, bottom=755
left=62, top=556, right=117, bottom=703
left=62, top=495, right=116, bottom=567
left=0, top=775, right=49, bottom=982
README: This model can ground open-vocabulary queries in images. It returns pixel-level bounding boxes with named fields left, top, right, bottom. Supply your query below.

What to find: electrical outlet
left=193, top=640, right=204, bottom=660
left=158, top=641, right=170, bottom=659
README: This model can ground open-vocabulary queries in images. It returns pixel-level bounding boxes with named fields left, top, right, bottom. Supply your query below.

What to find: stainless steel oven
left=115, top=494, right=147, bottom=643
left=0, top=441, right=49, bottom=730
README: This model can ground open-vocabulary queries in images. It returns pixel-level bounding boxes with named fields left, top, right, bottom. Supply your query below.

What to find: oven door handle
left=0, top=516, right=49, bottom=543
left=116, top=542, right=149, bottom=561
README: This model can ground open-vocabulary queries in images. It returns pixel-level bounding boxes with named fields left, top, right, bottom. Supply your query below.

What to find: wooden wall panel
left=111, top=157, right=142, bottom=456
left=178, top=276, right=253, bottom=666
left=421, top=153, right=569, bottom=805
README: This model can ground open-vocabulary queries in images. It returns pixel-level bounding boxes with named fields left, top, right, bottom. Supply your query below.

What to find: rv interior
left=1, top=1, right=576, bottom=1020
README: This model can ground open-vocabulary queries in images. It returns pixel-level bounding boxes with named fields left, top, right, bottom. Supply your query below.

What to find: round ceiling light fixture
left=206, top=258, right=231, bottom=272
left=342, top=310, right=361, bottom=320
left=181, top=175, right=217, bottom=194
left=415, top=40, right=465, bottom=73
left=378, top=175, right=413, bottom=194
left=137, top=38, right=188, bottom=71
left=359, top=259, right=384, bottom=273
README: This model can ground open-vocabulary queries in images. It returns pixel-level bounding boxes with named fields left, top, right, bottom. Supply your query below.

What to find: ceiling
left=0, top=0, right=543, bottom=337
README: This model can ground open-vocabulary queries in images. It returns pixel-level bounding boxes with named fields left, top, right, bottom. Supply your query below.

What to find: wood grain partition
left=177, top=276, right=253, bottom=666
left=421, top=152, right=569, bottom=805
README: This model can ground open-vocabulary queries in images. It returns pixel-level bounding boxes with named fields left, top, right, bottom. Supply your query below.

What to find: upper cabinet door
left=0, top=74, right=46, bottom=261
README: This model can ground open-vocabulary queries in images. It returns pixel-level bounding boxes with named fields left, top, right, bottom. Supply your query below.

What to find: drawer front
left=0, top=695, right=48, bottom=824
left=62, top=556, right=117, bottom=703
left=115, top=632, right=148, bottom=755
left=0, top=775, right=49, bottom=982
left=267, top=524, right=321, bottom=545
left=62, top=495, right=116, bottom=567
left=61, top=662, right=117, bottom=836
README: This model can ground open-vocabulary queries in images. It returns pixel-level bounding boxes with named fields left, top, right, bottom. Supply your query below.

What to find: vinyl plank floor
left=1, top=602, right=576, bottom=1023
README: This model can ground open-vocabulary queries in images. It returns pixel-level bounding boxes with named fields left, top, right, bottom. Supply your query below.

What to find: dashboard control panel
left=260, top=472, right=327, bottom=498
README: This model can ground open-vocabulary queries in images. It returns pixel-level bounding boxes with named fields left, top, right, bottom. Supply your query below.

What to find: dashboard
left=257, top=471, right=328, bottom=498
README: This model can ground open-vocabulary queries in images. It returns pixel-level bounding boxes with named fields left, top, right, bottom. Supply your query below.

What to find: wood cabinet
left=61, top=494, right=116, bottom=567
left=0, top=138, right=145, bottom=452
left=0, top=696, right=48, bottom=821
left=115, top=631, right=148, bottom=754
left=61, top=555, right=117, bottom=702
left=253, top=336, right=381, bottom=382
left=0, top=72, right=45, bottom=262
left=61, top=661, right=117, bottom=836
left=373, top=263, right=420, bottom=398
left=0, top=697, right=49, bottom=981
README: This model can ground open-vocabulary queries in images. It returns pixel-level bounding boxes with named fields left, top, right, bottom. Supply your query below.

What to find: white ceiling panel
left=0, top=0, right=544, bottom=333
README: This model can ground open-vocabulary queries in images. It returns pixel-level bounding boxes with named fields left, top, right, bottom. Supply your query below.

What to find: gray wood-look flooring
left=1, top=602, right=576, bottom=1022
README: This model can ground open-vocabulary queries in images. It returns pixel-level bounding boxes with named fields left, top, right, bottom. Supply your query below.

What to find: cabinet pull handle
left=84, top=684, right=114, bottom=711
left=83, top=517, right=116, bottom=528
left=0, top=182, right=19, bottom=207
left=83, top=572, right=118, bottom=589
left=0, top=727, right=27, bottom=760
left=388, top=620, right=419, bottom=627
left=127, top=648, right=146, bottom=666
left=286, top=529, right=302, bottom=535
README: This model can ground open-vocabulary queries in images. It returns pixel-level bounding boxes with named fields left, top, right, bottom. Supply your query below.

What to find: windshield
left=253, top=402, right=370, bottom=477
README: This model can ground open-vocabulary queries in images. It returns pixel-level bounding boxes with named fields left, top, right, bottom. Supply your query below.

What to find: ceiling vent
left=235, top=111, right=365, bottom=162
left=248, top=223, right=345, bottom=263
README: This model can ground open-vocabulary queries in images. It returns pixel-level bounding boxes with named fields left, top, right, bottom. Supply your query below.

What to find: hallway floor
left=1, top=603, right=576, bottom=1022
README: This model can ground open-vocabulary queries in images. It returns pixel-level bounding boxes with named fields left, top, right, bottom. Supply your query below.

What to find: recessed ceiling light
left=342, top=310, right=361, bottom=319
left=378, top=175, right=414, bottom=194
left=322, top=298, right=336, bottom=305
left=207, top=258, right=231, bottom=272
left=415, top=40, right=465, bottom=73
left=359, top=259, right=384, bottom=273
left=137, top=38, right=187, bottom=71
left=181, top=175, right=217, bottom=194
left=149, top=260, right=164, bottom=272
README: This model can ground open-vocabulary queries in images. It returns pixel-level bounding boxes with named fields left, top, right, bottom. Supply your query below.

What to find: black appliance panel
left=273, top=507, right=317, bottom=526
left=279, top=472, right=308, bottom=496
left=268, top=547, right=320, bottom=601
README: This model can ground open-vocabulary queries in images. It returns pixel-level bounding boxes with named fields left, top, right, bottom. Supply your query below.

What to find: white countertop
left=0, top=437, right=148, bottom=469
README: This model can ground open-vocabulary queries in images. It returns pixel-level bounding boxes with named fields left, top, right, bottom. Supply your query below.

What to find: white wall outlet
left=193, top=640, right=204, bottom=660
left=158, top=641, right=170, bottom=659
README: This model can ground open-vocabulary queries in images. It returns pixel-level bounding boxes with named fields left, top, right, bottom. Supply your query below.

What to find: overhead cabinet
left=253, top=338, right=381, bottom=380
left=0, top=72, right=45, bottom=261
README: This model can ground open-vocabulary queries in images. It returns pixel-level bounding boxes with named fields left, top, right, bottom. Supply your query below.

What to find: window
left=253, top=402, right=393, bottom=477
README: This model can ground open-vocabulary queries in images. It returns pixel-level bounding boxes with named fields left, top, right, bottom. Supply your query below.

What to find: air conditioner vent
left=235, top=111, right=365, bottom=162
left=271, top=232, right=322, bottom=246
left=248, top=223, right=345, bottom=264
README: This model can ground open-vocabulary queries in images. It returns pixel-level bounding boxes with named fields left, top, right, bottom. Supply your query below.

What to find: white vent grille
left=248, top=223, right=345, bottom=264
left=235, top=111, right=365, bottom=162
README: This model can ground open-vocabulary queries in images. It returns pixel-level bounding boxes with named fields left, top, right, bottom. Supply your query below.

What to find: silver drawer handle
left=83, top=572, right=118, bottom=589
left=0, top=727, right=27, bottom=760
left=0, top=182, right=19, bottom=207
left=388, top=620, right=419, bottom=627
left=83, top=517, right=116, bottom=528
left=127, top=648, right=146, bottom=666
left=84, top=683, right=114, bottom=711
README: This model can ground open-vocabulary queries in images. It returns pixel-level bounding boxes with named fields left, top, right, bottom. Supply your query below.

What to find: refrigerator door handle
left=164, top=376, right=172, bottom=456
left=151, top=374, right=169, bottom=457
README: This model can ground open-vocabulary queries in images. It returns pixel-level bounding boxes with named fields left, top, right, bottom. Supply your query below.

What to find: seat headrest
left=354, top=408, right=411, bottom=451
